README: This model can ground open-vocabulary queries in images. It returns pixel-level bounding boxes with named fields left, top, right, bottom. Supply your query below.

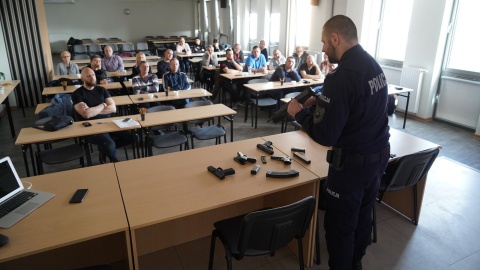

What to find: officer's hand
left=303, top=96, right=317, bottom=108
left=287, top=99, right=303, bottom=118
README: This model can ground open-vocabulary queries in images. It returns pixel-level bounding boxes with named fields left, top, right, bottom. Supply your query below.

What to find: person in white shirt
left=176, top=37, right=191, bottom=73
left=269, top=49, right=286, bottom=70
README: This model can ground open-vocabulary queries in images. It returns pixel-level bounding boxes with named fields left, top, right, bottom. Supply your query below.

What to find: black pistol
left=271, top=155, right=292, bottom=165
left=270, top=87, right=317, bottom=124
left=208, top=166, right=235, bottom=180
left=234, top=152, right=257, bottom=165
left=257, top=141, right=274, bottom=155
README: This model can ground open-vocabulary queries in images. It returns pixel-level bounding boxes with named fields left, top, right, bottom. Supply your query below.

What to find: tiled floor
left=1, top=90, right=479, bottom=269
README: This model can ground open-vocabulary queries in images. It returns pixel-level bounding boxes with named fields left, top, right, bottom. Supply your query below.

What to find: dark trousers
left=87, top=131, right=132, bottom=160
left=324, top=147, right=390, bottom=270
left=179, top=58, right=190, bottom=73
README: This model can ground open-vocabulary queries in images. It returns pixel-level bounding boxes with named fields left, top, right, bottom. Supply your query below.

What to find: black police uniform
left=295, top=44, right=390, bottom=270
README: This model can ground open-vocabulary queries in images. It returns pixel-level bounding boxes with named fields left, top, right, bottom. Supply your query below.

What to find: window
left=270, top=13, right=280, bottom=43
left=295, top=0, right=311, bottom=47
left=376, top=0, right=413, bottom=64
left=445, top=0, right=480, bottom=75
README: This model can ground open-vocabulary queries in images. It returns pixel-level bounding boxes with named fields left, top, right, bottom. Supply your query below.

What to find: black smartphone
left=82, top=122, right=92, bottom=127
left=138, top=97, right=144, bottom=101
left=69, top=189, right=89, bottom=203
left=122, top=118, right=132, bottom=122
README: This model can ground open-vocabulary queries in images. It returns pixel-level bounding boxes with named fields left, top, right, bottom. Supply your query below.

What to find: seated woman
left=56, top=51, right=79, bottom=75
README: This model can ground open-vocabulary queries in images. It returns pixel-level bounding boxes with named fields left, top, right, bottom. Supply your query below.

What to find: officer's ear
left=330, top=33, right=340, bottom=46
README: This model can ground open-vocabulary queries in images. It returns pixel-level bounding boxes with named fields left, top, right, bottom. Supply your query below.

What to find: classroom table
left=50, top=73, right=81, bottom=81
left=133, top=104, right=236, bottom=157
left=263, top=128, right=441, bottom=223
left=42, top=82, right=124, bottom=96
left=115, top=137, right=320, bottom=269
left=244, top=79, right=323, bottom=129
left=128, top=88, right=211, bottom=105
left=35, top=96, right=133, bottom=115
left=15, top=115, right=141, bottom=177
left=388, top=84, right=413, bottom=129
left=0, top=164, right=132, bottom=269
left=0, top=80, right=21, bottom=138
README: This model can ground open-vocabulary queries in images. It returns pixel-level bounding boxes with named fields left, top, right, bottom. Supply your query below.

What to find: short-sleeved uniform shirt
left=72, top=85, right=112, bottom=121
left=295, top=44, right=390, bottom=155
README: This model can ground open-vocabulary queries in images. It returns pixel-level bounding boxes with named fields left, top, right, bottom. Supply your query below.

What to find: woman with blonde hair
left=56, top=51, right=79, bottom=75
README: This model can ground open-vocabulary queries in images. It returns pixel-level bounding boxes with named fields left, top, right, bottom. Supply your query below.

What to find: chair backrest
left=136, top=42, right=149, bottom=51
left=247, top=79, right=269, bottom=84
left=147, top=105, right=176, bottom=130
left=236, top=196, right=316, bottom=259
left=73, top=44, right=87, bottom=54
left=380, top=147, right=440, bottom=193
left=122, top=43, right=135, bottom=52
left=184, top=100, right=214, bottom=125
left=106, top=43, right=119, bottom=52
left=74, top=54, right=90, bottom=60
left=88, top=44, right=102, bottom=54
left=284, top=92, right=301, bottom=99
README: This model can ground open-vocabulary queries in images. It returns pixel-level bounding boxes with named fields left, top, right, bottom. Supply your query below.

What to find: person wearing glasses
left=56, top=51, right=79, bottom=75
left=292, top=46, right=309, bottom=69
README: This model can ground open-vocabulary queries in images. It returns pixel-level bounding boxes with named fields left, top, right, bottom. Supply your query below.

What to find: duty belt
left=327, top=145, right=390, bottom=170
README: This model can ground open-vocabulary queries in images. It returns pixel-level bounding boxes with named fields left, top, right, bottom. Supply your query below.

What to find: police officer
left=287, top=15, right=390, bottom=270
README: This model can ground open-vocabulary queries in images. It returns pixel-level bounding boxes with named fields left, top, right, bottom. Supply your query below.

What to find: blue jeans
left=87, top=131, right=132, bottom=160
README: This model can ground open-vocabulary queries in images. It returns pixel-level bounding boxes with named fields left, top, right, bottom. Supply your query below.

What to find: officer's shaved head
left=323, top=15, right=358, bottom=42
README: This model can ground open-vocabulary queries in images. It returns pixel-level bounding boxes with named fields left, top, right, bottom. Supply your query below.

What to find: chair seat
left=190, top=125, right=225, bottom=140
left=250, top=97, right=277, bottom=107
left=38, top=144, right=85, bottom=164
left=151, top=132, right=187, bottom=148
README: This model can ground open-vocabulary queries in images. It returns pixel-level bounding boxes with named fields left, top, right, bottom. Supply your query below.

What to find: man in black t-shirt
left=85, top=55, right=108, bottom=84
left=212, top=49, right=242, bottom=108
left=72, top=68, right=131, bottom=163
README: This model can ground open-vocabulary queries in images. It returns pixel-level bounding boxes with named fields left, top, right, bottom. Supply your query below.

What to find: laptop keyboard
left=0, top=191, right=38, bottom=218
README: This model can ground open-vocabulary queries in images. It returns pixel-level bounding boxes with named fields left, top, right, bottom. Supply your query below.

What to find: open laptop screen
left=0, top=157, right=23, bottom=203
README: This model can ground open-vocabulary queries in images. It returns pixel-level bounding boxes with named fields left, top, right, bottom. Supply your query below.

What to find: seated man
left=162, top=58, right=191, bottom=108
left=243, top=45, right=267, bottom=73
left=176, top=37, right=191, bottom=73
left=269, top=49, right=286, bottom=70
left=130, top=52, right=152, bottom=79
left=72, top=68, right=131, bottom=163
left=132, top=61, right=159, bottom=94
left=201, top=45, right=219, bottom=90
left=102, top=45, right=124, bottom=72
left=259, top=40, right=268, bottom=60
left=232, top=43, right=244, bottom=63
left=212, top=39, right=225, bottom=52
left=192, top=37, right=205, bottom=53
left=270, top=56, right=301, bottom=103
left=298, top=55, right=321, bottom=79
left=320, top=53, right=335, bottom=75
left=212, top=48, right=243, bottom=108
left=156, top=49, right=174, bottom=79
left=85, top=55, right=108, bottom=84
left=292, top=46, right=309, bottom=69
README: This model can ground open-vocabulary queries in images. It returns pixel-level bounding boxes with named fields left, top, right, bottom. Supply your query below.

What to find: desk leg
left=254, top=94, right=259, bottom=129
left=4, top=98, right=16, bottom=138
left=403, top=92, right=410, bottom=129
left=21, top=145, right=31, bottom=177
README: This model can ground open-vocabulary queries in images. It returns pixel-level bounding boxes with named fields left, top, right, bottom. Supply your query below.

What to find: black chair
left=281, top=92, right=301, bottom=133
left=121, top=43, right=135, bottom=53
left=372, top=147, right=440, bottom=242
left=88, top=44, right=103, bottom=56
left=136, top=42, right=152, bottom=56
left=35, top=141, right=90, bottom=175
left=183, top=100, right=226, bottom=149
left=245, top=79, right=277, bottom=127
left=145, top=105, right=189, bottom=155
left=208, top=196, right=317, bottom=270
left=73, top=44, right=87, bottom=55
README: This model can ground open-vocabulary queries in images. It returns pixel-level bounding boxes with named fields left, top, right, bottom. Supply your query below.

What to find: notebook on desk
left=0, top=156, right=55, bottom=228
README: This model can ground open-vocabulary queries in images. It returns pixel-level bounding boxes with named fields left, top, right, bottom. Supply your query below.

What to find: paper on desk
left=112, top=119, right=140, bottom=129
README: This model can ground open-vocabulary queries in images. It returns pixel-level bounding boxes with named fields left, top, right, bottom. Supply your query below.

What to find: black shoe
left=109, top=157, right=120, bottom=163
left=99, top=151, right=107, bottom=164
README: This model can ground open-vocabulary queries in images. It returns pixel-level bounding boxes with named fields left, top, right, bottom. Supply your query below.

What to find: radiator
left=397, top=67, right=427, bottom=114
left=380, top=65, right=401, bottom=85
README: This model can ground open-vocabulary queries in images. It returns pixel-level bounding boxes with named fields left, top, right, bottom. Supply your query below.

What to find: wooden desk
left=123, top=77, right=193, bottom=88
left=0, top=164, right=132, bottom=269
left=42, top=82, right=124, bottom=96
left=15, top=115, right=140, bottom=176
left=263, top=129, right=441, bottom=223
left=50, top=74, right=81, bottom=81
left=244, top=79, right=323, bottom=129
left=129, top=88, right=211, bottom=105
left=0, top=80, right=21, bottom=138
left=72, top=56, right=159, bottom=65
left=134, top=103, right=236, bottom=144
left=115, top=137, right=320, bottom=268
left=388, top=84, right=413, bottom=129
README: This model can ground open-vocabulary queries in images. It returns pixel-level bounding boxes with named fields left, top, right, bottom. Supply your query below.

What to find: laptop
left=0, top=157, right=55, bottom=228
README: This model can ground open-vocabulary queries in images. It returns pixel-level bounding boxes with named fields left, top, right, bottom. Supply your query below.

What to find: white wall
left=0, top=22, right=14, bottom=109
left=45, top=0, right=197, bottom=53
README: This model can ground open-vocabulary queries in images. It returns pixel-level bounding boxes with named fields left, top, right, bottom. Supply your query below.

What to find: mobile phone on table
left=69, top=189, right=89, bottom=203
left=82, top=122, right=92, bottom=127
left=122, top=118, right=132, bottom=122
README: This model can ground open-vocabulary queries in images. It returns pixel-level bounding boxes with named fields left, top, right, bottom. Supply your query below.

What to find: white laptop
left=0, top=156, right=55, bottom=228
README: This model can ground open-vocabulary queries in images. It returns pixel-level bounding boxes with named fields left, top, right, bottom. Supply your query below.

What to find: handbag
left=34, top=116, right=74, bottom=131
